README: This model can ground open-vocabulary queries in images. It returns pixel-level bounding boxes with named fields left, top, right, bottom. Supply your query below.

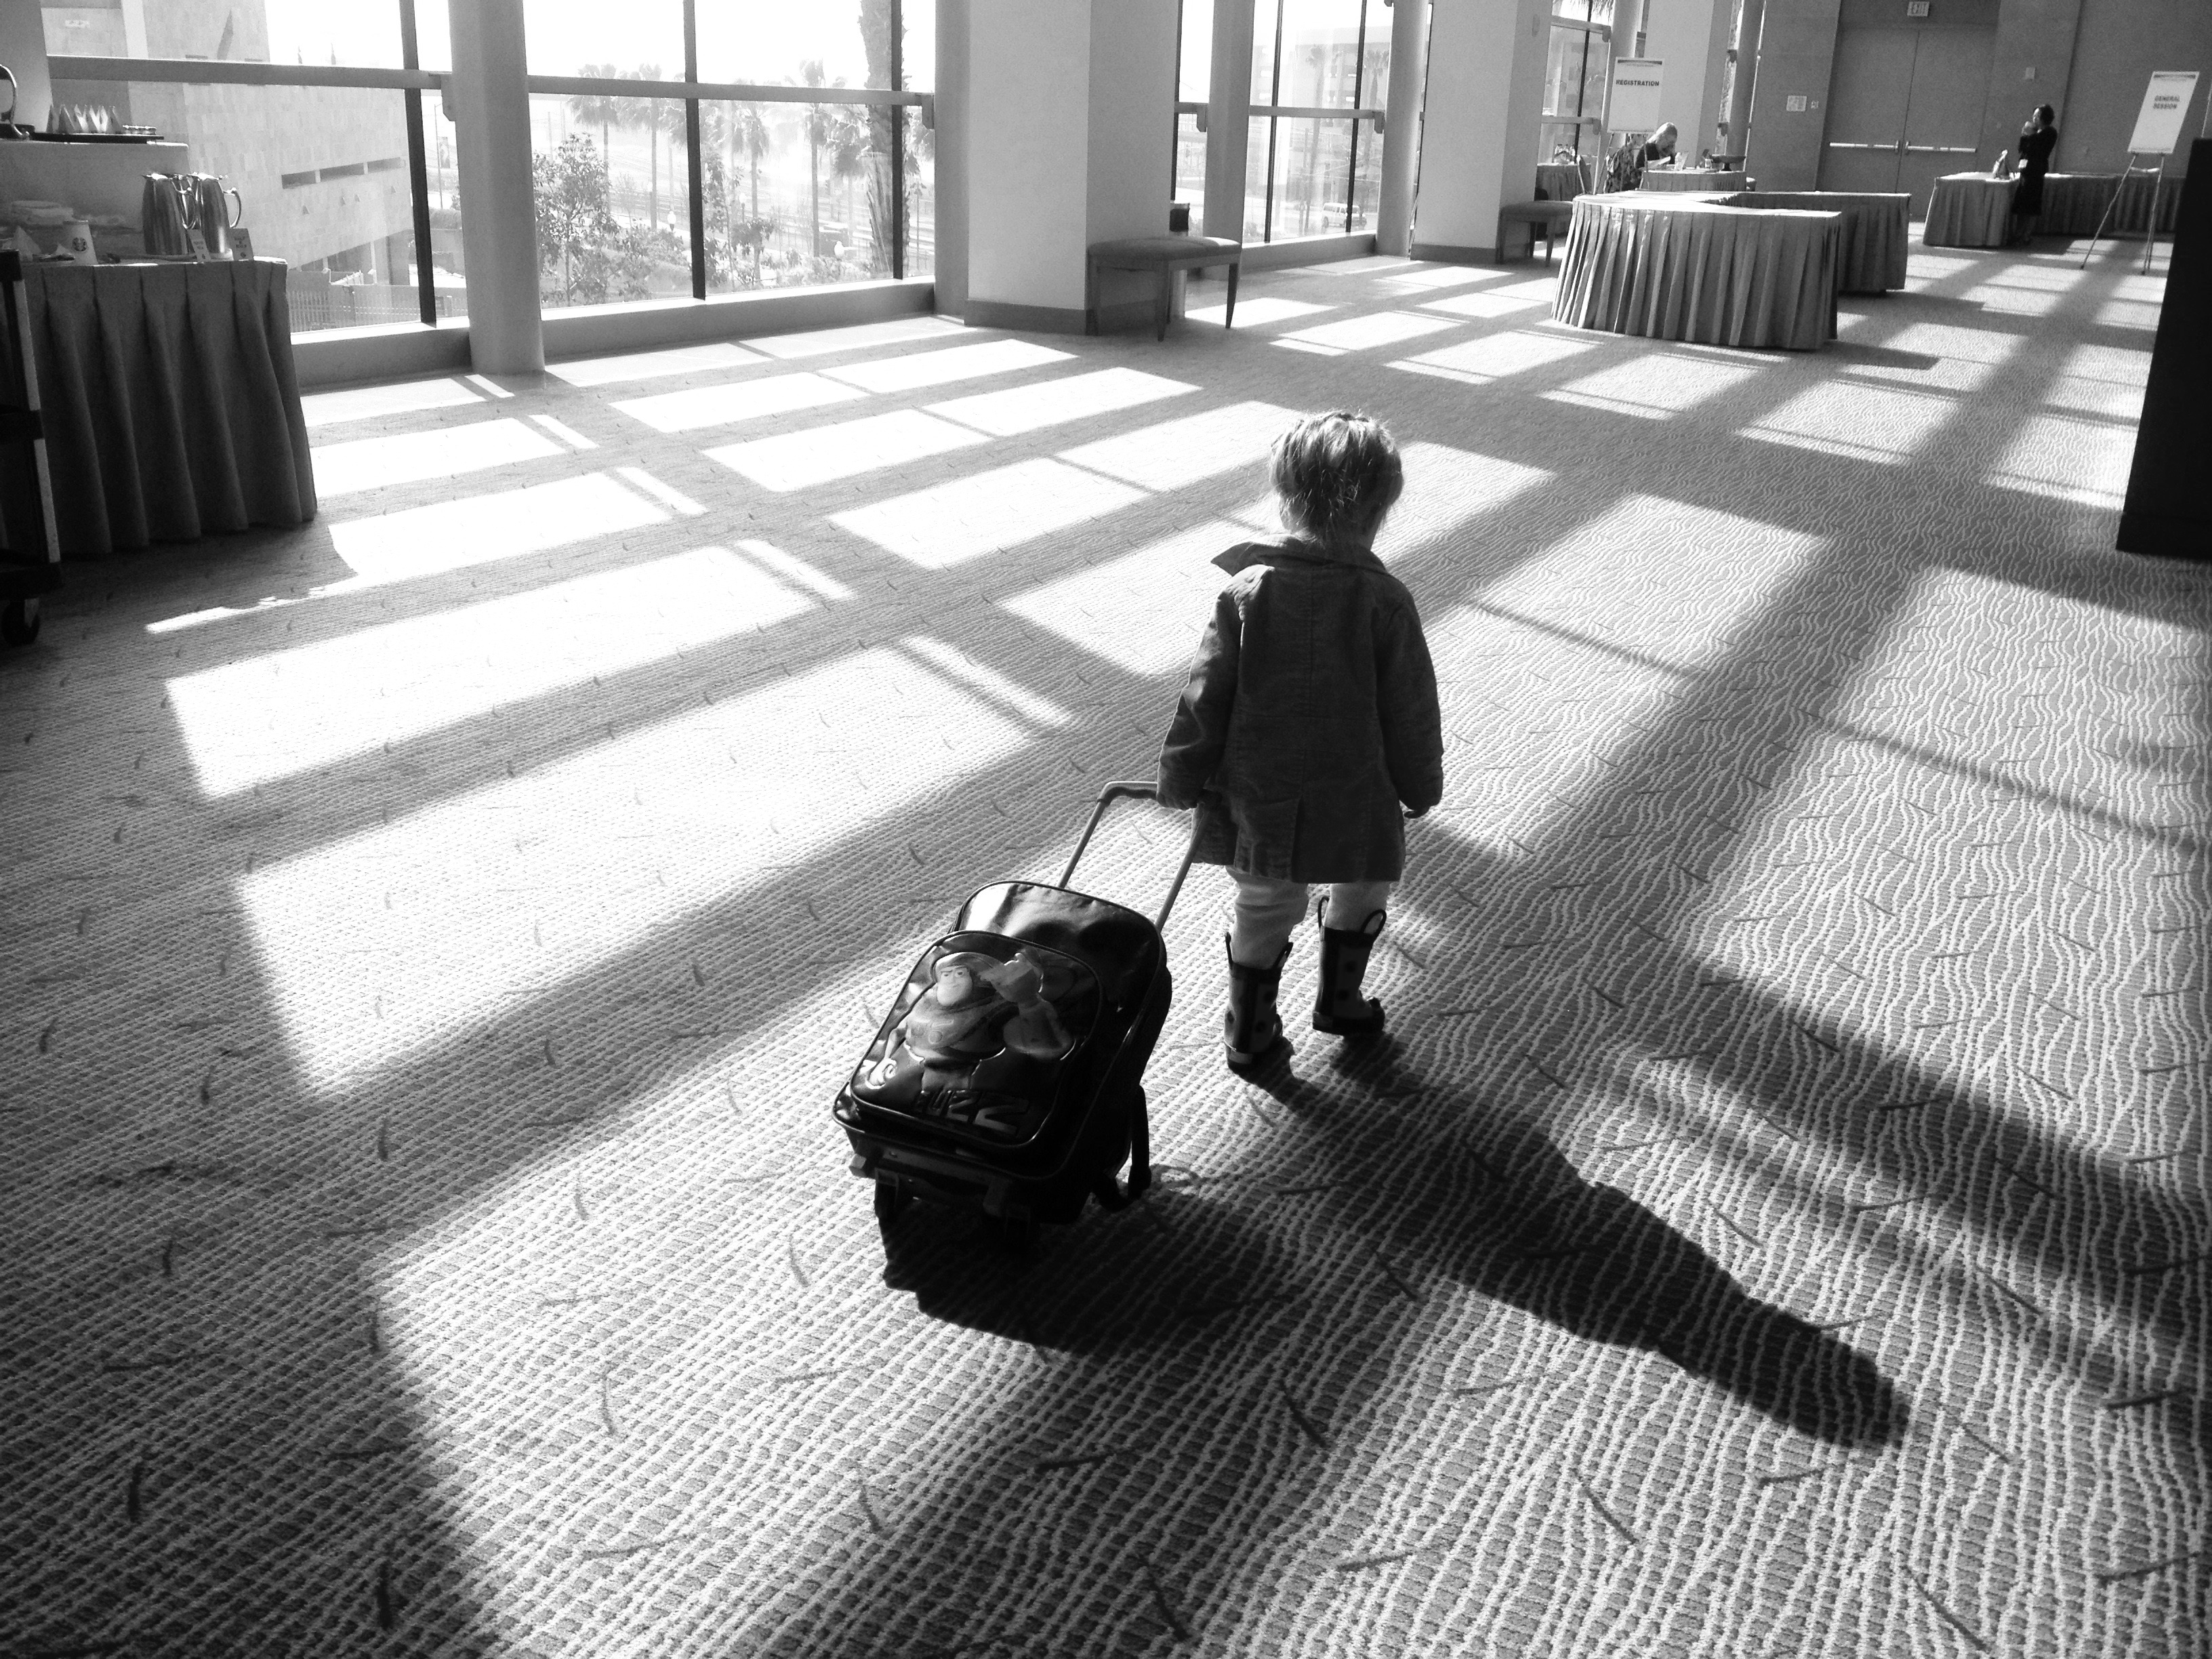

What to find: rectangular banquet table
left=1639, top=169, right=1751, bottom=193
left=1923, top=173, right=2016, bottom=248
left=11, top=259, right=316, bottom=557
left=1714, top=190, right=1908, bottom=292
left=1554, top=192, right=1842, bottom=351
left=2034, top=171, right=2183, bottom=237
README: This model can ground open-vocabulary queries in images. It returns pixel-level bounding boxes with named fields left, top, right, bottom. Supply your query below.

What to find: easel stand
left=2081, top=150, right=2168, bottom=270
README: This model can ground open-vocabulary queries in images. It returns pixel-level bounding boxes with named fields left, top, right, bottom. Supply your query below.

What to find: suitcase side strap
left=1088, top=1088, right=1151, bottom=1212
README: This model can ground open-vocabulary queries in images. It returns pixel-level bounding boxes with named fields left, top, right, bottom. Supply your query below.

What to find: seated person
left=1642, top=123, right=1680, bottom=168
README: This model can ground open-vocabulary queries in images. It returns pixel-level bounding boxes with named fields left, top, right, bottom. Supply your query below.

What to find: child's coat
left=1157, top=534, right=1443, bottom=882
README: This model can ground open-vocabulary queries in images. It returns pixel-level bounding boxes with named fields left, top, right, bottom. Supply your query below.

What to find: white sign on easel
left=1607, top=60, right=1666, bottom=134
left=2127, top=70, right=2199, bottom=155
left=2083, top=72, right=2200, bottom=272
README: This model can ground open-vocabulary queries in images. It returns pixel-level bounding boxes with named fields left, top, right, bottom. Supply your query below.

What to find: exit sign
left=1906, top=1, right=1930, bottom=14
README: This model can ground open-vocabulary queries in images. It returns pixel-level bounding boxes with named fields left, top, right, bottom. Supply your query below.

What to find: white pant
left=1229, top=871, right=1392, bottom=966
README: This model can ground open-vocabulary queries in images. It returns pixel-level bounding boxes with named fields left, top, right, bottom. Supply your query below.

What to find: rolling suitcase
left=835, top=781, right=1197, bottom=1251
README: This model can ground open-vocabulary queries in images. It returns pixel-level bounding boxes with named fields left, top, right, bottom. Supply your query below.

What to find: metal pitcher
left=142, top=173, right=196, bottom=255
left=188, top=173, right=243, bottom=256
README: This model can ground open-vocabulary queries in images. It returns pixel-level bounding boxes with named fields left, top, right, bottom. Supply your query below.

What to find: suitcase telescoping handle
left=1060, top=780, right=1200, bottom=930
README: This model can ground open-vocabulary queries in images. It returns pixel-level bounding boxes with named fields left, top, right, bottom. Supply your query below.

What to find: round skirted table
left=1637, top=168, right=1752, bottom=193
left=1715, top=190, right=1910, bottom=293
left=1923, top=173, right=2016, bottom=248
left=14, top=258, right=316, bottom=556
left=1554, top=192, right=1843, bottom=351
left=1536, top=162, right=1589, bottom=202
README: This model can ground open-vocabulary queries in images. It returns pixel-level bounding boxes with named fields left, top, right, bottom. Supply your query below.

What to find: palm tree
left=656, top=98, right=690, bottom=231
left=827, top=108, right=869, bottom=266
left=630, top=64, right=663, bottom=228
left=798, top=59, right=841, bottom=258
left=733, top=102, right=771, bottom=224
left=567, top=63, right=622, bottom=161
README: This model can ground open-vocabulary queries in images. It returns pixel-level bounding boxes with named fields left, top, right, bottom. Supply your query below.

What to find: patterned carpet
left=1, top=234, right=2206, bottom=1658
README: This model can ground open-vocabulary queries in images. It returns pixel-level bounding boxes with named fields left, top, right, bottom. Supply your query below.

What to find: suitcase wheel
left=1, top=598, right=39, bottom=648
left=984, top=1213, right=1039, bottom=1257
left=873, top=1180, right=912, bottom=1227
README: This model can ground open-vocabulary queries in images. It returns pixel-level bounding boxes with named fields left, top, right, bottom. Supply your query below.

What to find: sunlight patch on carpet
left=830, top=458, right=1147, bottom=567
left=997, top=520, right=1254, bottom=676
left=242, top=644, right=1033, bottom=1082
left=328, top=472, right=670, bottom=585
left=1740, top=382, right=1957, bottom=466
left=311, top=418, right=565, bottom=498
left=167, top=548, right=815, bottom=798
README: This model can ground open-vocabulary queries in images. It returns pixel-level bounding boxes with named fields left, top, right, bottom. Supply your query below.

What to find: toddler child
left=1156, top=411, right=1443, bottom=1070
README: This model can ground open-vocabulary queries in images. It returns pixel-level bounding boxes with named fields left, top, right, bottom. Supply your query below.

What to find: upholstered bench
left=1496, top=201, right=1575, bottom=265
left=1084, top=235, right=1243, bottom=339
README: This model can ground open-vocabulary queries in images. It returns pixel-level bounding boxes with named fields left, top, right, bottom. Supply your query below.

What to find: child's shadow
left=883, top=1048, right=1907, bottom=1451
left=1250, top=1042, right=1909, bottom=1449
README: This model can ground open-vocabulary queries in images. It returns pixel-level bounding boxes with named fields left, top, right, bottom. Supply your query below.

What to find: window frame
left=45, top=0, right=931, bottom=330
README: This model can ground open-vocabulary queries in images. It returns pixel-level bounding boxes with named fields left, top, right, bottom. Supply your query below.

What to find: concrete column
left=1977, top=0, right=2083, bottom=169
left=449, top=0, right=543, bottom=373
left=1722, top=0, right=1766, bottom=161
left=1641, top=0, right=1735, bottom=159
left=1408, top=0, right=1554, bottom=264
left=1742, top=0, right=1841, bottom=191
left=1619, top=0, right=1647, bottom=57
left=934, top=0, right=970, bottom=315
left=1203, top=0, right=1257, bottom=241
left=1376, top=0, right=1431, bottom=255
left=963, top=0, right=1178, bottom=331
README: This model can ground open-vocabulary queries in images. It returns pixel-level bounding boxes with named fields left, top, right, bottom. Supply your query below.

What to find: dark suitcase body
left=836, top=783, right=1193, bottom=1244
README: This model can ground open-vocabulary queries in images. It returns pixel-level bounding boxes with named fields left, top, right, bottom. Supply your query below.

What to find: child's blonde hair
left=1269, top=410, right=1405, bottom=541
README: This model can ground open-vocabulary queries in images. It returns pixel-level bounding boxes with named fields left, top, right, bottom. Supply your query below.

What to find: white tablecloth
left=1555, top=193, right=1841, bottom=351
left=1639, top=169, right=1752, bottom=194
left=1923, top=174, right=2015, bottom=248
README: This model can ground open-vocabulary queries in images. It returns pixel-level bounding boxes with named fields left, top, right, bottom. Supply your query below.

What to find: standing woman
left=2013, top=104, right=2059, bottom=240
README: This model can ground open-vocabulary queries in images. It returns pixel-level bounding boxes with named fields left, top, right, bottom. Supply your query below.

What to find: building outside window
left=33, top=0, right=434, bottom=331
left=22, top=0, right=930, bottom=340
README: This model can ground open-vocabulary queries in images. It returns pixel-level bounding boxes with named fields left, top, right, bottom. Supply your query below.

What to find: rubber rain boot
left=1311, top=897, right=1387, bottom=1038
left=1223, top=935, right=1292, bottom=1071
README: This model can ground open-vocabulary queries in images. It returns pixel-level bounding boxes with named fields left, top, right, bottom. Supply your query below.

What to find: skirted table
left=2035, top=171, right=2184, bottom=237
left=1715, top=190, right=1909, bottom=293
left=1536, top=162, right=1589, bottom=202
left=1555, top=192, right=1843, bottom=351
left=1923, top=173, right=2016, bottom=248
left=1638, top=169, right=1752, bottom=193
left=15, top=259, right=316, bottom=556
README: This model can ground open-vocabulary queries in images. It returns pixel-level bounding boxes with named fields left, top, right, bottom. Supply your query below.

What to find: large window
left=28, top=0, right=930, bottom=340
left=37, top=0, right=449, bottom=333
left=526, top=1, right=930, bottom=312
left=1173, top=0, right=1385, bottom=245
left=1540, top=1, right=1613, bottom=169
left=1173, top=0, right=1214, bottom=226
